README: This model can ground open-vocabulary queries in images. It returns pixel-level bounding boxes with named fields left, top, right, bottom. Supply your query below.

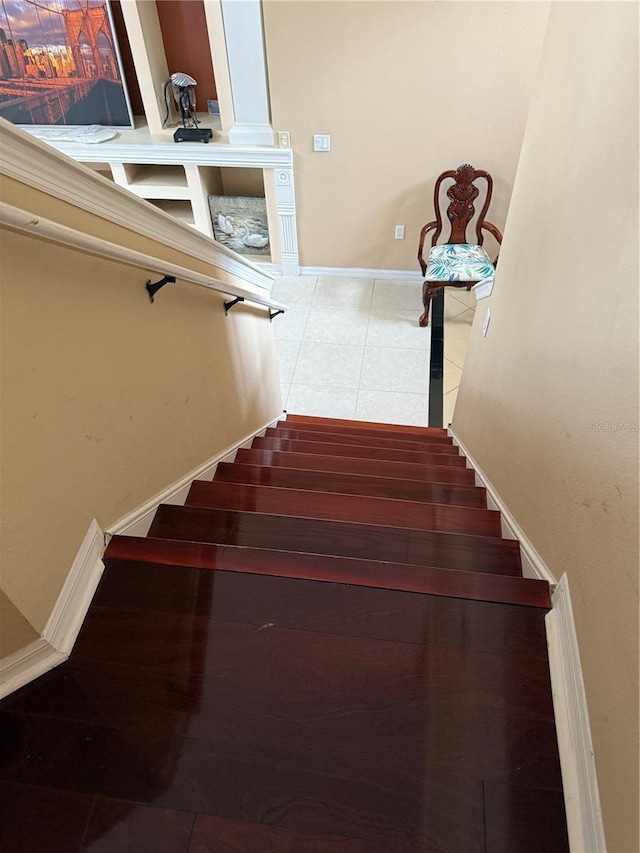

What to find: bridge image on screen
left=0, top=0, right=132, bottom=126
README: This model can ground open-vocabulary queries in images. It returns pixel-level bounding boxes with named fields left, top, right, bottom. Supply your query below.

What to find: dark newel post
left=428, top=290, right=444, bottom=428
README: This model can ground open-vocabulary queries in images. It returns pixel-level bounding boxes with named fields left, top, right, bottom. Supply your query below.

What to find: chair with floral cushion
left=417, top=164, right=503, bottom=326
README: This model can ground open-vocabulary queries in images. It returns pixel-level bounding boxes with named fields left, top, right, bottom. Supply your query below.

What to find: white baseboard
left=0, top=638, right=65, bottom=701
left=546, top=575, right=607, bottom=852
left=447, top=428, right=605, bottom=851
left=300, top=266, right=422, bottom=282
left=448, top=428, right=557, bottom=585
left=0, top=518, right=104, bottom=699
left=43, top=519, right=105, bottom=655
left=0, top=417, right=282, bottom=698
left=106, top=416, right=281, bottom=538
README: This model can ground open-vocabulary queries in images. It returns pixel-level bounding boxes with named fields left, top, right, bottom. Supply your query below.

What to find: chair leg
left=419, top=282, right=437, bottom=327
left=419, top=281, right=431, bottom=327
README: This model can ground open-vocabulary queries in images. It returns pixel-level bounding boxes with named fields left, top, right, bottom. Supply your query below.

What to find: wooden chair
left=417, top=164, right=503, bottom=326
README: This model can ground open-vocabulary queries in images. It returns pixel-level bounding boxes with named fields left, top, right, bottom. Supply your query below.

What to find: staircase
left=0, top=415, right=570, bottom=852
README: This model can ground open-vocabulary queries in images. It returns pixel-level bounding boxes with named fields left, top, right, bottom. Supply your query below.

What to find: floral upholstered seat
left=424, top=243, right=495, bottom=282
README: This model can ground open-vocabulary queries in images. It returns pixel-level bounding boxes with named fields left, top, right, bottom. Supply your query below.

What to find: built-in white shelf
left=147, top=199, right=196, bottom=226
left=19, top=0, right=299, bottom=273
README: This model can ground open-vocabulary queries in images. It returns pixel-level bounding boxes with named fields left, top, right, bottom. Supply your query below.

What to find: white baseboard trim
left=300, top=266, right=422, bottom=282
left=448, top=428, right=557, bottom=585
left=106, top=415, right=282, bottom=538
left=0, top=519, right=104, bottom=699
left=0, top=416, right=283, bottom=698
left=546, top=575, right=607, bottom=852
left=0, top=638, right=65, bottom=700
left=43, top=519, right=105, bottom=655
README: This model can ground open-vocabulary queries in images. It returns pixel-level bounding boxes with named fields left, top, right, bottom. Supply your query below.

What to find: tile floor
left=271, top=275, right=475, bottom=427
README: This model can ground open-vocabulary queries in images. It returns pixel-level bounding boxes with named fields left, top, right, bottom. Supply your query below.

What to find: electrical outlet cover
left=483, top=307, right=491, bottom=337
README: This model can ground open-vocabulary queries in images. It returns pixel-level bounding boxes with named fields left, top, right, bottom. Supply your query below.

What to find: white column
left=220, top=0, right=273, bottom=146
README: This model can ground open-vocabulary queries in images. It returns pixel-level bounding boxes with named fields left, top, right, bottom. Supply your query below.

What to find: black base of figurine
left=173, top=128, right=213, bottom=144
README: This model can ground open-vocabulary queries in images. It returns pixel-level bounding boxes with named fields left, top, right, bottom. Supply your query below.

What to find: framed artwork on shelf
left=0, top=0, right=133, bottom=127
left=208, top=196, right=270, bottom=256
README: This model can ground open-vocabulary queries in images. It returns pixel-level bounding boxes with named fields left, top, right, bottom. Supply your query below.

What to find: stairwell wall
left=262, top=0, right=550, bottom=270
left=1, top=175, right=282, bottom=641
left=451, top=4, right=639, bottom=850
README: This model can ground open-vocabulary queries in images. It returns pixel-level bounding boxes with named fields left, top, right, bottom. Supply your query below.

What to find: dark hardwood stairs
left=0, top=415, right=570, bottom=853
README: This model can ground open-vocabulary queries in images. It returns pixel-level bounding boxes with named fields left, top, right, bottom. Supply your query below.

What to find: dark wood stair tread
left=187, top=480, right=501, bottom=538
left=1, top=409, right=569, bottom=853
left=93, top=564, right=548, bottom=662
left=266, top=427, right=460, bottom=454
left=104, top=536, right=549, bottom=607
left=285, top=414, right=449, bottom=437
left=236, top=448, right=477, bottom=485
left=252, top=437, right=468, bottom=467
left=215, top=461, right=487, bottom=507
left=93, top=560, right=554, bottom=658
left=148, top=505, right=522, bottom=576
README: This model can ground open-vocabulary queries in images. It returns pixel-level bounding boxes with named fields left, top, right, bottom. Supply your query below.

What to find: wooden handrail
left=0, top=201, right=288, bottom=315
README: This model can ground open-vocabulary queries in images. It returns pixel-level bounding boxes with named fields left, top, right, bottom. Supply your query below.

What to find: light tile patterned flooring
left=271, top=275, right=475, bottom=427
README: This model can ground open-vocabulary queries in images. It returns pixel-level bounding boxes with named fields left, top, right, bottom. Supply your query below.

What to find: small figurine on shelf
left=162, top=72, right=212, bottom=143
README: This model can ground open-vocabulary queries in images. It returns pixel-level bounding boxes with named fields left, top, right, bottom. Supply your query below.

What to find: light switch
left=313, top=134, right=331, bottom=152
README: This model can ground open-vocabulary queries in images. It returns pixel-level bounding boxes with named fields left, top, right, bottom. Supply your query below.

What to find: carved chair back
left=431, top=163, right=493, bottom=246
left=418, top=163, right=502, bottom=280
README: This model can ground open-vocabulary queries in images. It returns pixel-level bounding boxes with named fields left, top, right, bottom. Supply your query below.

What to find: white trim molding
left=1, top=119, right=277, bottom=292
left=0, top=639, right=65, bottom=701
left=0, top=416, right=282, bottom=697
left=301, top=266, right=423, bottom=282
left=0, top=519, right=104, bottom=700
left=546, top=575, right=607, bottom=852
left=448, top=428, right=557, bottom=585
left=43, top=519, right=106, bottom=656
left=227, top=123, right=274, bottom=147
left=106, top=415, right=283, bottom=538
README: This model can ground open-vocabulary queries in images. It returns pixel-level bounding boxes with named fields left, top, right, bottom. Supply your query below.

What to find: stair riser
left=285, top=414, right=448, bottom=437
left=277, top=421, right=455, bottom=445
left=186, top=481, right=501, bottom=538
left=235, top=449, right=477, bottom=485
left=215, top=462, right=487, bottom=507
left=268, top=428, right=459, bottom=453
left=149, top=506, right=522, bottom=576
left=252, top=437, right=468, bottom=467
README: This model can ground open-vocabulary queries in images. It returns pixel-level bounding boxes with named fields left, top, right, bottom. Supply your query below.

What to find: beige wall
left=0, top=591, right=39, bottom=658
left=263, top=0, right=549, bottom=269
left=1, top=190, right=282, bottom=638
left=452, top=4, right=639, bottom=850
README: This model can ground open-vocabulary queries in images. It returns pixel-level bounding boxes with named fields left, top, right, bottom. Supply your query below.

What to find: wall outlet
left=394, top=225, right=405, bottom=240
left=277, top=130, right=290, bottom=148
left=313, top=134, right=331, bottom=152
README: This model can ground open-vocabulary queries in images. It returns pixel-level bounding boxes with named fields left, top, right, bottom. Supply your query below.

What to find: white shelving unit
left=34, top=0, right=299, bottom=274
